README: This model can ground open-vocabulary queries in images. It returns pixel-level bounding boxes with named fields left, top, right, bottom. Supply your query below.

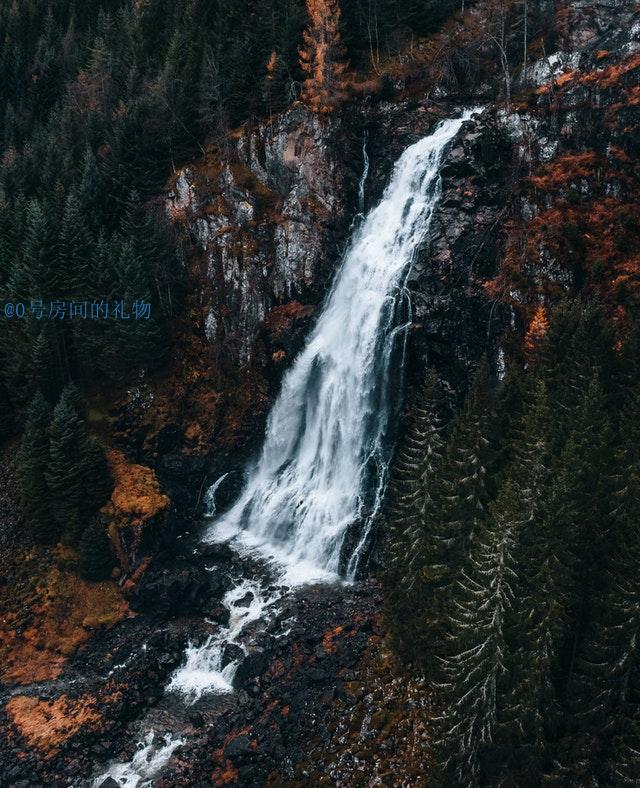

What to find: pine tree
left=76, top=146, right=104, bottom=233
left=560, top=376, right=613, bottom=669
left=31, top=326, right=62, bottom=404
left=544, top=301, right=614, bottom=454
left=606, top=718, right=640, bottom=787
left=16, top=392, right=55, bottom=543
left=425, top=360, right=495, bottom=585
left=46, top=386, right=88, bottom=544
left=91, top=229, right=117, bottom=297
left=558, top=387, right=640, bottom=783
left=538, top=300, right=581, bottom=452
left=78, top=517, right=115, bottom=582
left=299, top=0, right=350, bottom=114
left=115, top=238, right=150, bottom=298
left=0, top=384, right=14, bottom=442
left=58, top=189, right=93, bottom=294
left=493, top=378, right=566, bottom=781
left=9, top=198, right=59, bottom=297
left=434, top=482, right=518, bottom=787
left=384, top=368, right=447, bottom=662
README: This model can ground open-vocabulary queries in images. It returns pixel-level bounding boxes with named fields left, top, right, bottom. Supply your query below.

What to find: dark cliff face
left=166, top=103, right=361, bottom=369
left=362, top=104, right=513, bottom=393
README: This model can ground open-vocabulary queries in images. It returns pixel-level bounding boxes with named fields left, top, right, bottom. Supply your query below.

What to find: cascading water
left=87, top=111, right=479, bottom=787
left=208, top=109, right=479, bottom=584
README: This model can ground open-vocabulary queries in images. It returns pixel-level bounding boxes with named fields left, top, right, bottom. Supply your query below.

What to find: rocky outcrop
left=166, top=103, right=360, bottom=366
left=407, top=110, right=512, bottom=389
left=486, top=1, right=640, bottom=332
left=126, top=559, right=231, bottom=618
left=102, top=449, right=171, bottom=574
left=356, top=102, right=511, bottom=392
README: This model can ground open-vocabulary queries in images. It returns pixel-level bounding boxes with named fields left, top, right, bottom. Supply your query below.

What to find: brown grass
left=6, top=694, right=103, bottom=756
left=0, top=561, right=128, bottom=684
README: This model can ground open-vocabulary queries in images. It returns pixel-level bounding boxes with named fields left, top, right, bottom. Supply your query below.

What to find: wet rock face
left=126, top=560, right=231, bottom=618
left=363, top=103, right=511, bottom=392
left=166, top=103, right=359, bottom=365
left=408, top=112, right=512, bottom=390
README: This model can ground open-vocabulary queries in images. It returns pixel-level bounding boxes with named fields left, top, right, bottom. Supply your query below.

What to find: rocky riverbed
left=0, top=515, right=427, bottom=788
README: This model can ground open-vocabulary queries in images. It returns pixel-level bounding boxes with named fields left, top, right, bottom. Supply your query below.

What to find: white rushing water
left=207, top=110, right=479, bottom=585
left=92, top=732, right=184, bottom=788
left=166, top=578, right=281, bottom=702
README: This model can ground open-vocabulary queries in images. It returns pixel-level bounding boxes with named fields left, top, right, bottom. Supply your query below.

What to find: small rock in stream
left=221, top=643, right=244, bottom=668
left=232, top=591, right=255, bottom=608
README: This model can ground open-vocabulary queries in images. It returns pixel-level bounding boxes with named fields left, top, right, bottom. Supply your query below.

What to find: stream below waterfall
left=88, top=109, right=480, bottom=788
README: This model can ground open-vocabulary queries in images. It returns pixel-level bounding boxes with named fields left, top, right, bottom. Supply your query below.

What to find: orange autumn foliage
left=100, top=450, right=170, bottom=572
left=299, top=0, right=349, bottom=114
left=529, top=151, right=601, bottom=190
left=211, top=760, right=240, bottom=785
left=535, top=53, right=640, bottom=97
left=103, top=449, right=169, bottom=527
left=524, top=304, right=550, bottom=361
left=488, top=195, right=640, bottom=304
left=266, top=50, right=278, bottom=80
left=0, top=563, right=128, bottom=685
left=7, top=695, right=103, bottom=756
left=322, top=624, right=345, bottom=654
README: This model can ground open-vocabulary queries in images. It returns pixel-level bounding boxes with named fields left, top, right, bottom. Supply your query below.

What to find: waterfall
left=87, top=111, right=480, bottom=786
left=207, top=110, right=479, bottom=584
left=98, top=109, right=482, bottom=748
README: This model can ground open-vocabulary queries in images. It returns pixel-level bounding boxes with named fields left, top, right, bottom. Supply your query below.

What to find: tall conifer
left=16, top=392, right=55, bottom=543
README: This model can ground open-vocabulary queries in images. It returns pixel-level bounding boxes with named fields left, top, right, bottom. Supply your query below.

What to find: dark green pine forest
left=2, top=0, right=639, bottom=785
left=384, top=302, right=640, bottom=787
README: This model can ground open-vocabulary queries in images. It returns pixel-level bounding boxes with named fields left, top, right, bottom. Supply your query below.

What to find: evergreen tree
left=384, top=368, right=447, bottom=662
left=76, top=145, right=104, bottom=233
left=606, top=719, right=640, bottom=787
left=558, top=376, right=613, bottom=680
left=434, top=482, right=518, bottom=787
left=558, top=387, right=640, bottom=783
left=494, top=378, right=567, bottom=782
left=424, top=360, right=495, bottom=587
left=16, top=392, right=55, bottom=543
left=82, top=436, right=113, bottom=512
left=114, top=238, right=149, bottom=298
left=0, top=384, right=14, bottom=442
left=58, top=189, right=93, bottom=294
left=78, top=517, right=115, bottom=582
left=11, top=198, right=60, bottom=296
left=31, top=325, right=62, bottom=403
left=46, top=386, right=88, bottom=544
